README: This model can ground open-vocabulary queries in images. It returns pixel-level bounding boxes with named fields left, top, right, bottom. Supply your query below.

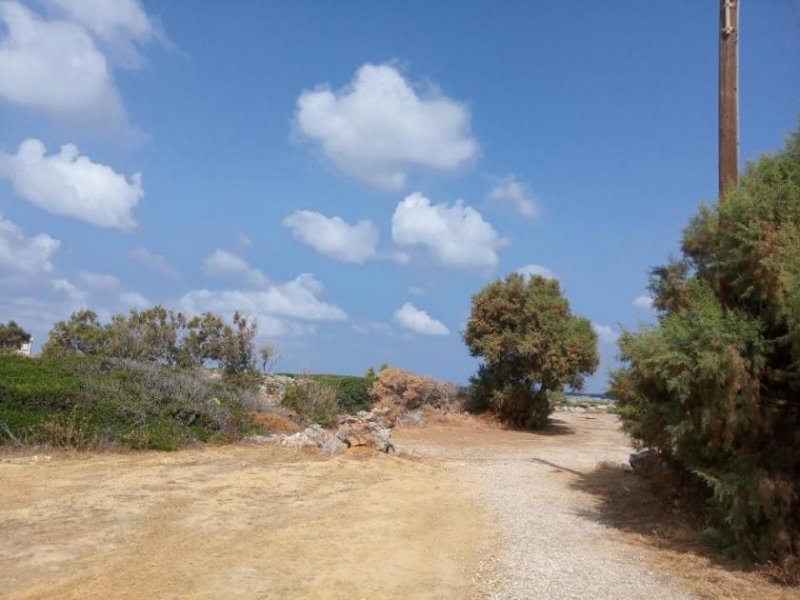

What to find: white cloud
left=52, top=278, right=88, bottom=305
left=633, top=294, right=654, bottom=310
left=0, top=139, right=142, bottom=229
left=282, top=210, right=379, bottom=264
left=0, top=213, right=60, bottom=275
left=517, top=264, right=559, bottom=280
left=295, top=63, right=478, bottom=189
left=592, top=322, right=619, bottom=345
left=391, top=192, right=508, bottom=270
left=0, top=2, right=126, bottom=123
left=45, top=0, right=159, bottom=68
left=128, top=247, right=178, bottom=279
left=179, top=274, right=346, bottom=325
left=203, top=249, right=268, bottom=288
left=393, top=302, right=449, bottom=336
left=488, top=175, right=539, bottom=219
left=408, top=286, right=427, bottom=296
left=119, top=290, right=150, bottom=310
left=78, top=270, right=120, bottom=291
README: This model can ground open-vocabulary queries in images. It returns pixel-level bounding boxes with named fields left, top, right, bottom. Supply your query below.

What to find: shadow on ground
left=569, top=462, right=749, bottom=574
left=501, top=418, right=576, bottom=437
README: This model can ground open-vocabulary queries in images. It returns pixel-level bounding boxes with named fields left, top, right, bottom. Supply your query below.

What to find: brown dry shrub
left=368, top=367, right=460, bottom=422
left=249, top=412, right=300, bottom=434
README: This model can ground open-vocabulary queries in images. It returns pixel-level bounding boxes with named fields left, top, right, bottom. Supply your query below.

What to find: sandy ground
left=0, top=413, right=795, bottom=599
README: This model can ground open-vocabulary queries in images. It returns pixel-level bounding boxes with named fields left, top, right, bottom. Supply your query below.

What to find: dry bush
left=368, top=368, right=460, bottom=422
left=249, top=412, right=300, bottom=434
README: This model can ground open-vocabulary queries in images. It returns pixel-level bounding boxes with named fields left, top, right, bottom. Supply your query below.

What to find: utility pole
left=719, top=0, right=739, bottom=198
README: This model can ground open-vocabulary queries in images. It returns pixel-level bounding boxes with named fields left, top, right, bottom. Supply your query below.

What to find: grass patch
left=0, top=354, right=256, bottom=450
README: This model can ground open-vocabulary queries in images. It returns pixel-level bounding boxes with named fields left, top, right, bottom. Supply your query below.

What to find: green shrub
left=0, top=354, right=251, bottom=450
left=280, top=373, right=375, bottom=414
left=610, top=125, right=800, bottom=564
left=280, top=379, right=339, bottom=427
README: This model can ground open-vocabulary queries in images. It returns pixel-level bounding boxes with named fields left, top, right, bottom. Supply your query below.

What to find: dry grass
left=248, top=412, right=300, bottom=434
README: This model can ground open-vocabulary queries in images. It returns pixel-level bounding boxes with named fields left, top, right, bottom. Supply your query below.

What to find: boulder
left=629, top=448, right=659, bottom=473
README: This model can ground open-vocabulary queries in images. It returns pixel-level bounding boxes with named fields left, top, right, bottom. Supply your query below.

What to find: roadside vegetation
left=0, top=307, right=272, bottom=450
left=463, top=273, right=599, bottom=427
left=611, top=125, right=800, bottom=574
left=0, top=354, right=256, bottom=450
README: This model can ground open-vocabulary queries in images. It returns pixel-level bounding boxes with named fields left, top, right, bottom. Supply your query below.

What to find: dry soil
left=0, top=412, right=795, bottom=599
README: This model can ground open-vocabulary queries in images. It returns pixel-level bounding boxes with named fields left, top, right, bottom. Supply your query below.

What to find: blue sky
left=0, top=1, right=798, bottom=391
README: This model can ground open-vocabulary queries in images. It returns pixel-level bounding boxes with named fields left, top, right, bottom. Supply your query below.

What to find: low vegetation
left=611, top=126, right=800, bottom=569
left=280, top=378, right=340, bottom=428
left=0, top=354, right=256, bottom=450
left=368, top=366, right=460, bottom=423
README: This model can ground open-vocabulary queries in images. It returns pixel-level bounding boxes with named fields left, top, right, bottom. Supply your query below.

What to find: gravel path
left=396, top=413, right=696, bottom=600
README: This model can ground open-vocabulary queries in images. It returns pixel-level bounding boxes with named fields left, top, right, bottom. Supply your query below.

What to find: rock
left=629, top=448, right=659, bottom=472
left=321, top=437, right=347, bottom=455
left=264, top=407, right=395, bottom=455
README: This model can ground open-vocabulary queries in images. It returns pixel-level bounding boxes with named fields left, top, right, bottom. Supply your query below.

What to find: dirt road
left=0, top=413, right=793, bottom=599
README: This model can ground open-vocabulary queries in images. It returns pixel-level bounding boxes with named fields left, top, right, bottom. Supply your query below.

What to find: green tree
left=42, top=309, right=107, bottom=356
left=463, top=273, right=599, bottom=428
left=0, top=321, right=31, bottom=351
left=105, top=307, right=186, bottom=365
left=220, top=312, right=257, bottom=373
left=610, top=125, right=800, bottom=563
left=41, top=306, right=263, bottom=375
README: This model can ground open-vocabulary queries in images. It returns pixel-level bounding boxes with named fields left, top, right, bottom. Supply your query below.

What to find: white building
left=16, top=338, right=33, bottom=357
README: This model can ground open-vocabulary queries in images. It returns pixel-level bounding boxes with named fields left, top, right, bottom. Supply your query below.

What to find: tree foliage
left=0, top=321, right=32, bottom=351
left=42, top=306, right=260, bottom=374
left=610, top=126, right=800, bottom=563
left=463, top=274, right=598, bottom=427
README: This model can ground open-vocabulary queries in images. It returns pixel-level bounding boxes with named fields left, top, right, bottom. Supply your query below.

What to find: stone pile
left=255, top=407, right=395, bottom=455
left=335, top=407, right=394, bottom=453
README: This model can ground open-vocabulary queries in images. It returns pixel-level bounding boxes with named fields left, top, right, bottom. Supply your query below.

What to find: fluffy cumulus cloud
left=391, top=192, right=508, bottom=270
left=393, top=302, right=449, bottom=336
left=128, top=247, right=178, bottom=279
left=295, top=63, right=478, bottom=189
left=204, top=249, right=268, bottom=288
left=0, top=213, right=60, bottom=275
left=282, top=210, right=379, bottom=264
left=517, top=264, right=558, bottom=280
left=0, top=2, right=125, bottom=122
left=488, top=175, right=539, bottom=219
left=0, top=139, right=143, bottom=229
left=179, top=274, right=346, bottom=337
left=592, top=322, right=619, bottom=345
left=633, top=294, right=654, bottom=310
left=45, top=0, right=159, bottom=68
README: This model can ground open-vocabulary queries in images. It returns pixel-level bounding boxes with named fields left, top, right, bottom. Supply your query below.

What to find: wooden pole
left=719, top=0, right=739, bottom=198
